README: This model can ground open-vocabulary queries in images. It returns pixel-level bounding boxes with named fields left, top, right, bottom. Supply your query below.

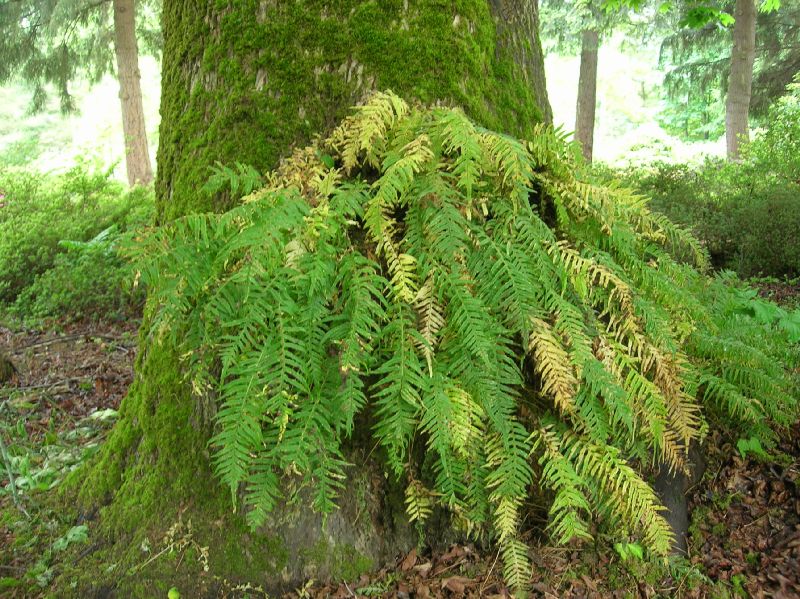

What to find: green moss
left=300, top=539, right=374, bottom=582
left=157, top=0, right=546, bottom=220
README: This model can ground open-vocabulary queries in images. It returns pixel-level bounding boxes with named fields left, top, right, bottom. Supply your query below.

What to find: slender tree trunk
left=575, top=29, right=599, bottom=163
left=113, top=0, right=153, bottom=186
left=725, top=0, right=756, bottom=160
left=70, top=2, right=551, bottom=595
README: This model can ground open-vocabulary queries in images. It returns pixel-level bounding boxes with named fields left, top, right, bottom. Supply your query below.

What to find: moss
left=299, top=539, right=374, bottom=582
left=156, top=0, right=547, bottom=221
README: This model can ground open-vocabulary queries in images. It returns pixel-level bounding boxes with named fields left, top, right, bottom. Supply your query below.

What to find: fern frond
left=529, top=318, right=578, bottom=416
left=134, top=92, right=798, bottom=594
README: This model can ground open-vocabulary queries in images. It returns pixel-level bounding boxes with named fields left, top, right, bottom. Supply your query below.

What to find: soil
left=0, top=320, right=138, bottom=443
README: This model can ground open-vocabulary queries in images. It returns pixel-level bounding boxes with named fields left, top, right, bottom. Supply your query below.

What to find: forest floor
left=0, top=281, right=798, bottom=598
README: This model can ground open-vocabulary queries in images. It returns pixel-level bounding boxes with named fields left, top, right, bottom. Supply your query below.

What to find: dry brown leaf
left=400, top=548, right=417, bottom=571
left=441, top=575, right=471, bottom=594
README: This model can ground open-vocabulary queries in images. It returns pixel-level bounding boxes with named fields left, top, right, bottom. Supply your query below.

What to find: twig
left=0, top=564, right=25, bottom=572
left=10, top=334, right=125, bottom=353
left=0, top=376, right=88, bottom=397
left=479, top=548, right=502, bottom=596
left=432, top=557, right=468, bottom=577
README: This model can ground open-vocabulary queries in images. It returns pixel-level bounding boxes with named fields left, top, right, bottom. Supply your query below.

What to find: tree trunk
left=725, top=0, right=756, bottom=160
left=156, top=0, right=550, bottom=220
left=575, top=29, right=599, bottom=163
left=490, top=0, right=553, bottom=126
left=68, top=2, right=550, bottom=596
left=113, top=0, right=153, bottom=186
left=653, top=444, right=707, bottom=555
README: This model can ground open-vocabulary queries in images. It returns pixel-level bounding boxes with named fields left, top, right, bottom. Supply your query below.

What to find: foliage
left=130, top=92, right=797, bottom=592
left=657, top=85, right=724, bottom=141
left=647, top=78, right=800, bottom=277
left=736, top=437, right=767, bottom=459
left=657, top=0, right=800, bottom=141
left=613, top=541, right=644, bottom=561
left=0, top=163, right=153, bottom=321
left=541, top=0, right=622, bottom=54
left=615, top=156, right=800, bottom=278
left=0, top=0, right=161, bottom=112
left=0, top=400, right=117, bottom=502
left=200, top=161, right=264, bottom=205
left=745, top=75, right=800, bottom=184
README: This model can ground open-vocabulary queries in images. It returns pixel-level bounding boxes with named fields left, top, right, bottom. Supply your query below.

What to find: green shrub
left=11, top=226, right=144, bottom=322
left=0, top=162, right=153, bottom=321
left=613, top=160, right=800, bottom=278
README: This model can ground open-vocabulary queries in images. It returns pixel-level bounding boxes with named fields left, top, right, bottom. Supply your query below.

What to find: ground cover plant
left=128, top=93, right=798, bottom=592
left=0, top=321, right=137, bottom=596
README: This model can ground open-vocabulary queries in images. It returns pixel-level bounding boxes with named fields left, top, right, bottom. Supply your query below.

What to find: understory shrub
left=616, top=160, right=800, bottom=278
left=0, top=162, right=153, bottom=321
left=131, top=93, right=798, bottom=592
left=613, top=77, right=800, bottom=279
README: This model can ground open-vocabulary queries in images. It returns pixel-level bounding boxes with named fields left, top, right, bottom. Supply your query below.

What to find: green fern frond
left=132, top=91, right=798, bottom=594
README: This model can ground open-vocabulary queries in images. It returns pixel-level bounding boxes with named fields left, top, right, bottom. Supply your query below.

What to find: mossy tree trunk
left=72, top=2, right=551, bottom=596
left=156, top=0, right=551, bottom=219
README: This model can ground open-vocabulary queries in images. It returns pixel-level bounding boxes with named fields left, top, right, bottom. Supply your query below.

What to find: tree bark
left=490, top=0, right=553, bottom=125
left=725, top=0, right=756, bottom=160
left=156, top=0, right=550, bottom=220
left=575, top=29, right=599, bottom=163
left=113, top=0, right=153, bottom=186
left=71, top=2, right=551, bottom=595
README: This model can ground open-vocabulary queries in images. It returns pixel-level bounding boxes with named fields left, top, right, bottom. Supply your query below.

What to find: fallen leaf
left=400, top=548, right=417, bottom=571
left=441, top=575, right=471, bottom=594
left=414, top=561, right=432, bottom=577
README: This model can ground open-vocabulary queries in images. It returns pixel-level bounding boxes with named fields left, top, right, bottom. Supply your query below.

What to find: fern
left=130, top=91, right=799, bottom=595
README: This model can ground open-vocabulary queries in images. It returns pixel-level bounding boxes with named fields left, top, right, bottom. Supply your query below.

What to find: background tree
left=726, top=0, right=756, bottom=158
left=540, top=0, right=655, bottom=161
left=657, top=0, right=792, bottom=152
left=69, top=1, right=552, bottom=594
left=541, top=0, right=614, bottom=161
left=0, top=0, right=161, bottom=185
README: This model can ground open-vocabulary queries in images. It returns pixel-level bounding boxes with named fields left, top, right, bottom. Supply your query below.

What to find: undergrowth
left=0, top=162, right=152, bottom=323
left=129, top=92, right=798, bottom=593
left=611, top=76, right=800, bottom=280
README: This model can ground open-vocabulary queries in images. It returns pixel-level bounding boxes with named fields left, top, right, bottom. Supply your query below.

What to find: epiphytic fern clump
left=132, top=92, right=798, bottom=592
